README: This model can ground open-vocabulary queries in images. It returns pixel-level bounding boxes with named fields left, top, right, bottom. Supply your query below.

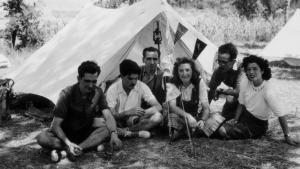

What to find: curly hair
left=172, top=57, right=200, bottom=87
left=242, top=55, right=272, bottom=80
left=218, top=43, right=238, bottom=61
left=78, top=60, right=100, bottom=78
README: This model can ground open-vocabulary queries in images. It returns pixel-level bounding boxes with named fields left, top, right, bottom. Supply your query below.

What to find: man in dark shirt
left=208, top=43, right=243, bottom=120
left=36, top=61, right=122, bottom=162
left=139, top=47, right=168, bottom=107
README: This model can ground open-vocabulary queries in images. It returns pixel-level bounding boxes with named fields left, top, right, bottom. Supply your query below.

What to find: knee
left=36, top=131, right=48, bottom=146
left=36, top=131, right=62, bottom=149
left=218, top=126, right=229, bottom=139
left=150, top=112, right=163, bottom=124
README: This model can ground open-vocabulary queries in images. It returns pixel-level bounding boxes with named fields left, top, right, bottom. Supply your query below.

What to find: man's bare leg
left=36, top=130, right=64, bottom=150
left=79, top=126, right=109, bottom=150
left=129, top=112, right=162, bottom=131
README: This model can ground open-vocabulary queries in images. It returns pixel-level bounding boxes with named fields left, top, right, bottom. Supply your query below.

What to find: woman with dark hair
left=167, top=57, right=210, bottom=140
left=218, top=55, right=298, bottom=145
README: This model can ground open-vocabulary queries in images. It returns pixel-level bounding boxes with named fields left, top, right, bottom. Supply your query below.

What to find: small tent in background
left=8, top=0, right=217, bottom=103
left=260, top=9, right=300, bottom=66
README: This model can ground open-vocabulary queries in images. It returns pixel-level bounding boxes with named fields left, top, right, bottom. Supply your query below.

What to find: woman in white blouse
left=218, top=55, right=298, bottom=145
left=168, top=57, right=210, bottom=140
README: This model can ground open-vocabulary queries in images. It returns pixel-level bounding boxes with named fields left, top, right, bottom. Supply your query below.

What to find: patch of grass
left=192, top=9, right=284, bottom=45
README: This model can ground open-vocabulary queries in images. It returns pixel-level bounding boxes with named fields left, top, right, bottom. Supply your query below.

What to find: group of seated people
left=36, top=43, right=298, bottom=162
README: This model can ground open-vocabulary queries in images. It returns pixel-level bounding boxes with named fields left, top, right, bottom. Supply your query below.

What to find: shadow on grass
left=0, top=114, right=300, bottom=169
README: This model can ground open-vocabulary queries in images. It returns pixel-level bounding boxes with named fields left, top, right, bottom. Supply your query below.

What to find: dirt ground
left=1, top=68, right=300, bottom=169
left=0, top=111, right=299, bottom=169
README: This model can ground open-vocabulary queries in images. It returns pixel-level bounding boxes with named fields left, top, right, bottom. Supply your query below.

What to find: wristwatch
left=110, top=130, right=117, bottom=135
left=284, top=133, right=290, bottom=138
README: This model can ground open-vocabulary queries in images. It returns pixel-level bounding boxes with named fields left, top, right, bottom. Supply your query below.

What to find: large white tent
left=260, top=9, right=300, bottom=66
left=8, top=0, right=217, bottom=103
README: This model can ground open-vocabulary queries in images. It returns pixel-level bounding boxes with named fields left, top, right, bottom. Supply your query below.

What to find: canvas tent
left=260, top=9, right=300, bottom=66
left=8, top=0, right=217, bottom=103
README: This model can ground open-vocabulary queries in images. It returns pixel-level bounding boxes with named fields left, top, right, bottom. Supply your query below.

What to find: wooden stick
left=180, top=89, right=195, bottom=157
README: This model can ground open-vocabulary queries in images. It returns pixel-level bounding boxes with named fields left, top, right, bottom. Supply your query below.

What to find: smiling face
left=78, top=72, right=99, bottom=95
left=178, top=63, right=192, bottom=86
left=143, top=51, right=159, bottom=73
left=246, top=62, right=264, bottom=86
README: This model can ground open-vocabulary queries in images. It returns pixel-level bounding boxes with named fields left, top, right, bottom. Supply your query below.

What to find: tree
left=233, top=0, right=258, bottom=19
left=2, top=0, right=45, bottom=49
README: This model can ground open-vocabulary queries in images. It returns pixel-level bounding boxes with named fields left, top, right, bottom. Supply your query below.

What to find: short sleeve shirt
left=106, top=79, right=158, bottom=113
left=53, top=83, right=109, bottom=132
left=238, top=77, right=285, bottom=120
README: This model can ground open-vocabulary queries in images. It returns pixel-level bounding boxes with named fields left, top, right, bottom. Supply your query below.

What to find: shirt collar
left=117, top=79, right=139, bottom=95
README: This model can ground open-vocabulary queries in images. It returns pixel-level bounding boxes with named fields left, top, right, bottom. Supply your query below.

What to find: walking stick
left=179, top=88, right=196, bottom=157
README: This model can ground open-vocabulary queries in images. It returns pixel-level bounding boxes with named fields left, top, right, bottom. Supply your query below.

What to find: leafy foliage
left=2, top=0, right=45, bottom=48
left=233, top=0, right=258, bottom=19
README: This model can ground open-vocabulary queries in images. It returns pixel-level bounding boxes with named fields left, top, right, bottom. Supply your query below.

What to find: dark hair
left=142, top=47, right=160, bottom=60
left=218, top=43, right=238, bottom=61
left=242, top=55, right=272, bottom=80
left=172, top=57, right=200, bottom=87
left=78, top=60, right=100, bottom=78
left=120, top=59, right=140, bottom=76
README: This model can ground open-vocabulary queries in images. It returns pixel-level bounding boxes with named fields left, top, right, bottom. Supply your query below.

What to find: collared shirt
left=106, top=79, right=158, bottom=113
left=53, top=83, right=108, bottom=132
left=239, top=76, right=285, bottom=120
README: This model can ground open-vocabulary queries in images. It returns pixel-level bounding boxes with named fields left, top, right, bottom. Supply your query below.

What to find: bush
left=233, top=0, right=258, bottom=19
left=2, top=0, right=55, bottom=49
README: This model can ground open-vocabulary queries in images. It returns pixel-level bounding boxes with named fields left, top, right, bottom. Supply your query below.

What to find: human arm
left=227, top=103, right=244, bottom=125
left=102, top=109, right=122, bottom=148
left=278, top=116, right=298, bottom=146
left=51, top=117, right=82, bottom=155
left=208, top=70, right=221, bottom=103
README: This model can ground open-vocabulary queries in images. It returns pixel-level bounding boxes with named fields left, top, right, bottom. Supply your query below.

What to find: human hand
left=66, top=141, right=82, bottom=156
left=186, top=114, right=197, bottom=128
left=110, top=132, right=122, bottom=149
left=126, top=107, right=145, bottom=117
left=197, top=120, right=205, bottom=130
left=213, top=88, right=224, bottom=100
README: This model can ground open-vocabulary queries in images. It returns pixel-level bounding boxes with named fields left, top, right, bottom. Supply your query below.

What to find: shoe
left=50, top=150, right=60, bottom=163
left=60, top=150, right=67, bottom=159
left=135, top=131, right=151, bottom=138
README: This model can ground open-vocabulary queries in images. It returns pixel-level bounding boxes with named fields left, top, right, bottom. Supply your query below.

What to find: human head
left=242, top=55, right=271, bottom=82
left=142, top=47, right=160, bottom=60
left=120, top=59, right=141, bottom=91
left=143, top=47, right=160, bottom=73
left=172, top=57, right=200, bottom=87
left=77, top=60, right=101, bottom=94
left=217, top=43, right=238, bottom=72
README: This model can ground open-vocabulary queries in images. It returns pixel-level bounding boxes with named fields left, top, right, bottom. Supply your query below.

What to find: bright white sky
left=43, top=0, right=90, bottom=11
